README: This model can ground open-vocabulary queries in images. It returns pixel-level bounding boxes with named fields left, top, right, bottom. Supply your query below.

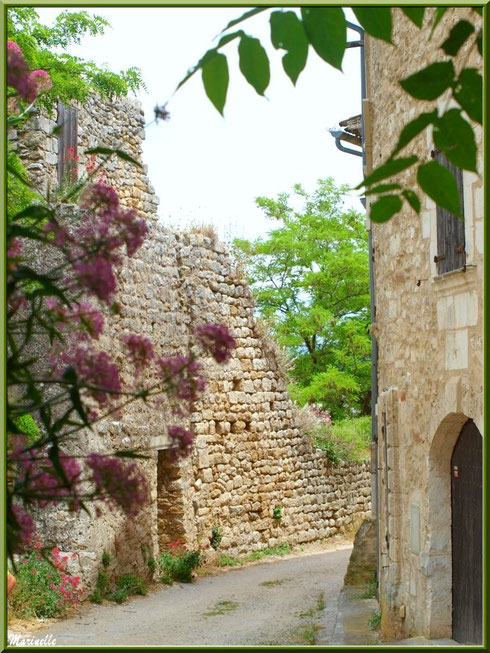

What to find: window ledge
left=432, top=265, right=477, bottom=292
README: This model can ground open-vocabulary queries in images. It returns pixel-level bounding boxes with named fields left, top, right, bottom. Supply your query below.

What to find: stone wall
left=364, top=7, right=483, bottom=641
left=11, top=95, right=371, bottom=590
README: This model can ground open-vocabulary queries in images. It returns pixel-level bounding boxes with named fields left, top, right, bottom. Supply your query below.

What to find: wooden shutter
left=433, top=150, right=465, bottom=275
left=57, top=102, right=79, bottom=186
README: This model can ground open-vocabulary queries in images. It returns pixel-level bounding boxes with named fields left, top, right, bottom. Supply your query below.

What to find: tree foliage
left=175, top=6, right=482, bottom=225
left=7, top=8, right=145, bottom=111
left=233, top=179, right=370, bottom=420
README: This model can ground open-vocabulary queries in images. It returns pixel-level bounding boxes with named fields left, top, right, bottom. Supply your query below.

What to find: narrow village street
left=12, top=546, right=353, bottom=647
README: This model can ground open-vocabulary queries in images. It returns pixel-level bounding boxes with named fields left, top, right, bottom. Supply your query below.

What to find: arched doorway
left=450, top=419, right=482, bottom=644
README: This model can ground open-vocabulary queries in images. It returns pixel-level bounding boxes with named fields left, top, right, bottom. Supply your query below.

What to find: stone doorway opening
left=157, top=449, right=186, bottom=550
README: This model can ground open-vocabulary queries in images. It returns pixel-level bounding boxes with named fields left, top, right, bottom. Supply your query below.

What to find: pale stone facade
left=11, top=96, right=371, bottom=590
left=363, top=8, right=483, bottom=641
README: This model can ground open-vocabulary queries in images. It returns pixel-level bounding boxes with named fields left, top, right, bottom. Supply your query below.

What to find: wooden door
left=451, top=419, right=482, bottom=644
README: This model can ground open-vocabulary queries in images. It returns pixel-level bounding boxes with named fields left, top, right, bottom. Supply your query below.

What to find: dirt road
left=16, top=544, right=352, bottom=647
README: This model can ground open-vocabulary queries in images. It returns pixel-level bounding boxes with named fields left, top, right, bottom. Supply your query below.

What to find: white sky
left=35, top=7, right=364, bottom=244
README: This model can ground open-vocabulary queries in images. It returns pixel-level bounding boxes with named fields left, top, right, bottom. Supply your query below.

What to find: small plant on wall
left=210, top=526, right=222, bottom=550
left=158, top=540, right=202, bottom=584
left=273, top=505, right=282, bottom=522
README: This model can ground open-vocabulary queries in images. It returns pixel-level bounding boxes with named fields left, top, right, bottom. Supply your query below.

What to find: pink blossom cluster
left=10, top=441, right=82, bottom=508
left=167, top=425, right=194, bottom=459
left=7, top=42, right=52, bottom=103
left=86, top=453, right=149, bottom=517
left=195, top=323, right=236, bottom=363
left=121, top=333, right=155, bottom=375
left=7, top=238, right=22, bottom=275
left=45, top=299, right=104, bottom=340
left=10, top=504, right=35, bottom=553
left=56, top=346, right=121, bottom=405
left=310, top=404, right=332, bottom=426
left=51, top=547, right=82, bottom=606
left=156, top=355, right=206, bottom=402
left=66, top=182, right=149, bottom=303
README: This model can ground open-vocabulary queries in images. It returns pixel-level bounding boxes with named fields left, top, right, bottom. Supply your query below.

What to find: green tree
left=7, top=8, right=145, bottom=111
left=174, top=7, right=482, bottom=224
left=234, top=178, right=370, bottom=420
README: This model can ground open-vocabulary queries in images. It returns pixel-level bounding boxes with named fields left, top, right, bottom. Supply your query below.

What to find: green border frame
left=1, top=1, right=487, bottom=650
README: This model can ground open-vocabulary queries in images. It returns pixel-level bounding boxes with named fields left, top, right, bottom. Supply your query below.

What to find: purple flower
left=156, top=355, right=206, bottom=402
left=195, top=324, right=236, bottom=363
left=121, top=333, right=154, bottom=374
left=10, top=504, right=35, bottom=552
left=28, top=69, right=52, bottom=93
left=86, top=454, right=148, bottom=516
left=80, top=182, right=119, bottom=218
left=62, top=347, right=121, bottom=404
left=73, top=257, right=117, bottom=303
left=167, top=425, right=194, bottom=458
left=120, top=208, right=149, bottom=256
left=12, top=446, right=82, bottom=508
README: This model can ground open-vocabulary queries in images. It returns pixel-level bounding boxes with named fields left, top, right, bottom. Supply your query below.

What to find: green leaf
left=369, top=195, right=403, bottom=223
left=238, top=34, right=270, bottom=95
left=400, top=61, right=455, bottom=100
left=357, top=156, right=418, bottom=189
left=393, top=110, right=438, bottom=155
left=364, top=183, right=401, bottom=196
left=402, top=189, right=421, bottom=213
left=453, top=68, right=482, bottom=124
left=417, top=161, right=462, bottom=217
left=85, top=147, right=142, bottom=168
left=401, top=7, right=425, bottom=28
left=441, top=20, right=474, bottom=56
left=472, top=7, right=483, bottom=15
left=11, top=204, right=53, bottom=223
left=352, top=7, right=392, bottom=43
left=216, top=7, right=268, bottom=36
left=202, top=52, right=229, bottom=115
left=301, top=7, right=346, bottom=70
left=270, top=11, right=309, bottom=85
left=433, top=109, right=477, bottom=172
left=8, top=162, right=34, bottom=187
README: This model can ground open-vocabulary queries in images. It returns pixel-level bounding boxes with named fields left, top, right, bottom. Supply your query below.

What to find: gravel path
left=14, top=545, right=352, bottom=647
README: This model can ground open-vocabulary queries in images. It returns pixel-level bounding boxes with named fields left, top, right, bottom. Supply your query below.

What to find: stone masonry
left=10, top=95, right=371, bottom=590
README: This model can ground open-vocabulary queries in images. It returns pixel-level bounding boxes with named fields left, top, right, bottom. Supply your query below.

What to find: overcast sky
left=36, top=7, right=364, bottom=243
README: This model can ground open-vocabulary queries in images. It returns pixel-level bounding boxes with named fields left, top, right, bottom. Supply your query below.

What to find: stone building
left=361, top=8, right=483, bottom=644
left=9, top=96, right=371, bottom=590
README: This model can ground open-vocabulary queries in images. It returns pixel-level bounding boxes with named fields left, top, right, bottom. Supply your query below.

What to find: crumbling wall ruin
left=10, top=96, right=371, bottom=588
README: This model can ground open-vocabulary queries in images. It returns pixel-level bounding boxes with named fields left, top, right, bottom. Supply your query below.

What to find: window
left=432, top=149, right=465, bottom=275
left=57, top=102, right=78, bottom=187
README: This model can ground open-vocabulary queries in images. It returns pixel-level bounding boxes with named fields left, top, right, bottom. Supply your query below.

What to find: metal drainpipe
left=343, top=21, right=380, bottom=594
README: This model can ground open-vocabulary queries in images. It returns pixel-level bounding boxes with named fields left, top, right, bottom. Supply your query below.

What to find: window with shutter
left=57, top=102, right=79, bottom=187
left=432, top=149, right=465, bottom=275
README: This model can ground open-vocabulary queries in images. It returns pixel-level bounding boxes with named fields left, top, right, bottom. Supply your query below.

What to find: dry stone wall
left=11, top=96, right=371, bottom=589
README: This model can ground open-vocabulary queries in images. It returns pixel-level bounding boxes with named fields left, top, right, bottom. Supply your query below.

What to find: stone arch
left=425, top=412, right=470, bottom=638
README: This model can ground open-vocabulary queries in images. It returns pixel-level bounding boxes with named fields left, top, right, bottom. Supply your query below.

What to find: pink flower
left=7, top=238, right=22, bottom=273
left=58, top=346, right=121, bottom=404
left=27, top=69, right=52, bottom=94
left=121, top=333, right=154, bottom=375
left=156, top=355, right=206, bottom=402
left=86, top=454, right=148, bottom=516
left=119, top=208, right=149, bottom=256
left=195, top=324, right=236, bottom=363
left=73, top=257, right=117, bottom=303
left=167, top=425, right=194, bottom=459
left=44, top=221, right=69, bottom=247
left=80, top=182, right=119, bottom=218
left=7, top=42, right=36, bottom=101
left=10, top=504, right=35, bottom=552
left=12, top=446, right=82, bottom=507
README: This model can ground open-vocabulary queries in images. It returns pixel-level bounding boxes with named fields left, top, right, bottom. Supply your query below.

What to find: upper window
left=432, top=149, right=465, bottom=275
left=57, top=102, right=78, bottom=187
